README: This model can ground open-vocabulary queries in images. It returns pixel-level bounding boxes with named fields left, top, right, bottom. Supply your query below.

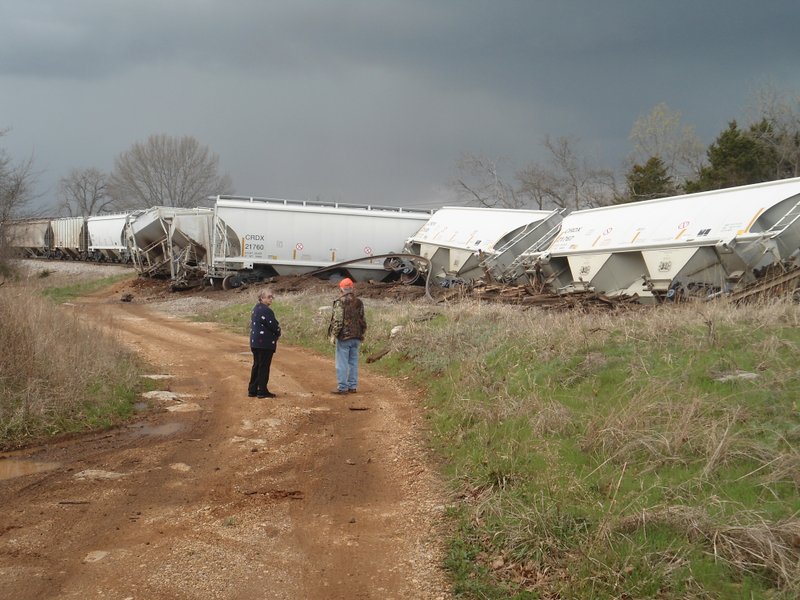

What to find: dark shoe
left=332, top=389, right=348, bottom=395
left=248, top=393, right=257, bottom=398
left=348, top=389, right=357, bottom=394
left=264, top=392, right=277, bottom=398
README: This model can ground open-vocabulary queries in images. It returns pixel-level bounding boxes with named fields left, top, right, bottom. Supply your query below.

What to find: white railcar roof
left=214, top=196, right=433, bottom=221
left=408, top=206, right=556, bottom=252
left=548, top=177, right=800, bottom=255
left=51, top=216, right=84, bottom=225
left=87, top=213, right=132, bottom=223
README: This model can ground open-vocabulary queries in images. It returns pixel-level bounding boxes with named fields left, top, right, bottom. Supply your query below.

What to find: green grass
left=40, top=272, right=136, bottom=303
left=49, top=375, right=142, bottom=435
left=190, top=292, right=800, bottom=598
left=193, top=296, right=390, bottom=357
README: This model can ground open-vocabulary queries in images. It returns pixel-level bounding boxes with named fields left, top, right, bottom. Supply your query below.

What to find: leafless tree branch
left=108, top=134, right=234, bottom=209
left=59, top=168, right=114, bottom=216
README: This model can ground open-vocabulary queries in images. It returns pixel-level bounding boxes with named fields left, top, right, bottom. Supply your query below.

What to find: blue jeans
left=335, top=338, right=361, bottom=391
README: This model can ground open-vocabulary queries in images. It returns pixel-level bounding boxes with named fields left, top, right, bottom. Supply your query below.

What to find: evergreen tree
left=618, top=156, right=676, bottom=203
left=684, top=121, right=777, bottom=193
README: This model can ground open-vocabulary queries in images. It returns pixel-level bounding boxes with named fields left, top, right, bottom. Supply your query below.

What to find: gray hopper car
left=207, top=195, right=434, bottom=289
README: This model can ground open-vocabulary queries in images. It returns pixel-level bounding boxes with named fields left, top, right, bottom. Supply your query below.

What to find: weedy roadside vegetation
left=0, top=269, right=145, bottom=449
left=39, top=271, right=135, bottom=303
left=201, top=290, right=800, bottom=598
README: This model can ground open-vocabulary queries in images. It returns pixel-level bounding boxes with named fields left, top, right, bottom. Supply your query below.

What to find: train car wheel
left=400, top=269, right=420, bottom=285
left=222, top=274, right=241, bottom=290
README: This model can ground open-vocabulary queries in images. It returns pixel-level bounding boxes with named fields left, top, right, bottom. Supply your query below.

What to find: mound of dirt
left=116, top=273, right=429, bottom=305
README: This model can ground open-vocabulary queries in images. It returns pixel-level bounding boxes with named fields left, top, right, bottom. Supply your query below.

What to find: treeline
left=2, top=85, right=800, bottom=229
left=630, top=117, right=799, bottom=201
left=0, top=132, right=232, bottom=222
left=454, top=85, right=800, bottom=210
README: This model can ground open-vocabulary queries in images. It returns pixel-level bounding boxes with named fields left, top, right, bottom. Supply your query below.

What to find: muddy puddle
left=128, top=422, right=185, bottom=437
left=0, top=458, right=61, bottom=481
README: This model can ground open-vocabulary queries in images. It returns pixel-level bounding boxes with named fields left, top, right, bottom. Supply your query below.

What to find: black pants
left=248, top=348, right=275, bottom=396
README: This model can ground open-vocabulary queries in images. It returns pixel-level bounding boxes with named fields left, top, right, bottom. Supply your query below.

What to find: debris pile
left=467, top=283, right=642, bottom=311
left=728, top=265, right=800, bottom=305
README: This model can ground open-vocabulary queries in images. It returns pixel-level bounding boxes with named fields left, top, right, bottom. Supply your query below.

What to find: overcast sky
left=2, top=0, right=799, bottom=212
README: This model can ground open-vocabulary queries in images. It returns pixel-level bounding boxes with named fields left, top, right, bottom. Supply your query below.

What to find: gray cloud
left=1, top=1, right=799, bottom=209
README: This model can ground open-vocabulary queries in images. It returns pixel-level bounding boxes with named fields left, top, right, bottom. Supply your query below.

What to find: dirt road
left=0, top=285, right=450, bottom=599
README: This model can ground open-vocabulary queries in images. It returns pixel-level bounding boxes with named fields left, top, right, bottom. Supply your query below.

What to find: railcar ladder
left=505, top=221, right=563, bottom=272
left=478, top=224, right=538, bottom=281
left=479, top=209, right=564, bottom=282
left=765, top=198, right=800, bottom=234
left=484, top=220, right=563, bottom=283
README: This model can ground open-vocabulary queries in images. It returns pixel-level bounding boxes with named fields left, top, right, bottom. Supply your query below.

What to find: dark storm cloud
left=1, top=1, right=799, bottom=208
left=6, top=1, right=793, bottom=84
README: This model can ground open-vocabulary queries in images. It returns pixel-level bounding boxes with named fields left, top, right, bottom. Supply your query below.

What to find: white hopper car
left=403, top=206, right=563, bottom=285
left=1, top=219, right=53, bottom=257
left=127, top=206, right=214, bottom=281
left=169, top=209, right=216, bottom=265
left=51, top=217, right=88, bottom=260
left=525, top=177, right=800, bottom=301
left=207, top=196, right=433, bottom=288
left=86, top=212, right=139, bottom=262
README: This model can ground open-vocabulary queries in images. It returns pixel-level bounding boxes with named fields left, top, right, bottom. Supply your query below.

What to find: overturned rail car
left=168, top=209, right=216, bottom=285
left=207, top=196, right=433, bottom=288
left=402, top=206, right=563, bottom=285
left=127, top=207, right=214, bottom=286
left=523, top=177, right=800, bottom=302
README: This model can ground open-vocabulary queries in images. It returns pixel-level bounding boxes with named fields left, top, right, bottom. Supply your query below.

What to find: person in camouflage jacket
left=328, top=278, right=366, bottom=394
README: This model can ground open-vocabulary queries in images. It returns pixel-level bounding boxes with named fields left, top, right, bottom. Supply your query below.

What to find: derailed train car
left=401, top=206, right=563, bottom=285
left=126, top=206, right=215, bottom=287
left=207, top=195, right=434, bottom=289
left=518, top=177, right=800, bottom=302
left=4, top=177, right=799, bottom=303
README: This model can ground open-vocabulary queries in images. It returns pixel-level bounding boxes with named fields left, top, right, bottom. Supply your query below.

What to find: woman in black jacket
left=247, top=288, right=281, bottom=398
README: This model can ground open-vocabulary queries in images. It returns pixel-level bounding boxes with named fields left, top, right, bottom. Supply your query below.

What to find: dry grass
left=578, top=396, right=772, bottom=477
left=616, top=506, right=800, bottom=591
left=0, top=278, right=140, bottom=447
left=198, top=284, right=800, bottom=597
left=376, top=296, right=800, bottom=596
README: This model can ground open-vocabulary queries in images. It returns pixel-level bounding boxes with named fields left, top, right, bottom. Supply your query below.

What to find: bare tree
left=628, top=103, right=705, bottom=181
left=514, top=162, right=558, bottom=209
left=451, top=153, right=522, bottom=208
left=517, top=136, right=616, bottom=211
left=1, top=129, right=39, bottom=265
left=747, top=83, right=800, bottom=178
left=109, top=134, right=234, bottom=209
left=59, top=168, right=114, bottom=216
left=0, top=129, right=37, bottom=222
